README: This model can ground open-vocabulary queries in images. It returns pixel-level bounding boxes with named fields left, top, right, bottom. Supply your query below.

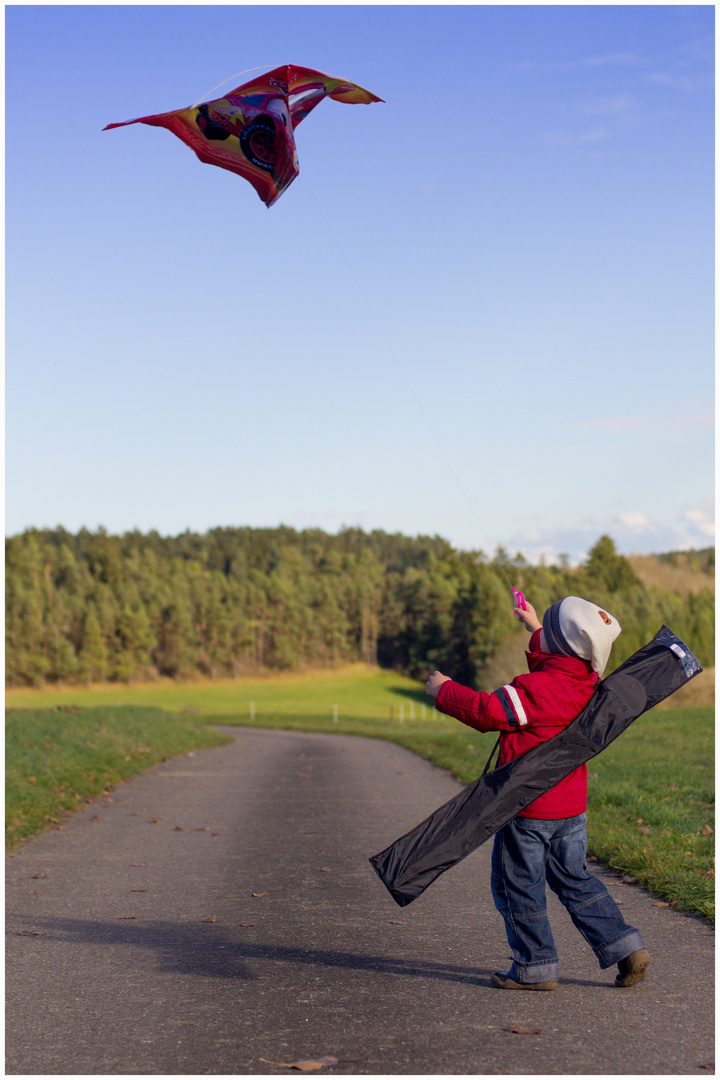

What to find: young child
left=426, top=594, right=651, bottom=991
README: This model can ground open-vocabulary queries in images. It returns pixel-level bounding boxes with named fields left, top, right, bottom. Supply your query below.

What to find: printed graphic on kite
left=104, top=64, right=383, bottom=207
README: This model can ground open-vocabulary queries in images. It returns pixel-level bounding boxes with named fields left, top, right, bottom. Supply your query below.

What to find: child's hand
left=514, top=598, right=542, bottom=633
left=426, top=671, right=451, bottom=697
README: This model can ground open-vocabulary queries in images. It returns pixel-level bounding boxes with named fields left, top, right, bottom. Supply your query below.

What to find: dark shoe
left=491, top=971, right=558, bottom=991
left=615, top=948, right=651, bottom=987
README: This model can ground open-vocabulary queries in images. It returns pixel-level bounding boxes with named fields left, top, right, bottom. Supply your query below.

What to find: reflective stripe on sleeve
left=502, top=683, right=528, bottom=726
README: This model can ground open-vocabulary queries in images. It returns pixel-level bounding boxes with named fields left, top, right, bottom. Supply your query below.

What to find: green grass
left=5, top=667, right=714, bottom=919
left=5, top=705, right=232, bottom=849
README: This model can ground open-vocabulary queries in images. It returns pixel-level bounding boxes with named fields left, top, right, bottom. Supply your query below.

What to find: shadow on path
left=9, top=912, right=610, bottom=989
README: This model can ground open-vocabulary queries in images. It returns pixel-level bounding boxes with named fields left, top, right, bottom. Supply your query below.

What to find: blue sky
left=6, top=4, right=714, bottom=564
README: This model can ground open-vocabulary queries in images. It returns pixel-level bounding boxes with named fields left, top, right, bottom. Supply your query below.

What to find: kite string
left=305, top=184, right=514, bottom=592
left=191, top=66, right=273, bottom=110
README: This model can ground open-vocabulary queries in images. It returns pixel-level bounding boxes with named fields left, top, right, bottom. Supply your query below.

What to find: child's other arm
left=426, top=671, right=521, bottom=733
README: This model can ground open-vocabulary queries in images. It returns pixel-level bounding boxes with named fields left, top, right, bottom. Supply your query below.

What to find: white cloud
left=504, top=495, right=714, bottom=566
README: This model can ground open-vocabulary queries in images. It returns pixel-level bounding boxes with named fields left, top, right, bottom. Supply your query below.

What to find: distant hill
left=628, top=548, right=714, bottom=596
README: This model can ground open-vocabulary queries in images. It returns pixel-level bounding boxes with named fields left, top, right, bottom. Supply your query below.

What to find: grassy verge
left=5, top=706, right=232, bottom=849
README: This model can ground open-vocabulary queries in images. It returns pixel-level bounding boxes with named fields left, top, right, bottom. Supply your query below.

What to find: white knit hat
left=541, top=596, right=621, bottom=676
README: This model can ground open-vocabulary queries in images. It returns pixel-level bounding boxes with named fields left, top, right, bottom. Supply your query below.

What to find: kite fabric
left=104, top=64, right=383, bottom=207
left=370, top=627, right=702, bottom=908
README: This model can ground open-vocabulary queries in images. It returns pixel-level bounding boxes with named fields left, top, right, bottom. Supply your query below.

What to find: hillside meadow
left=6, top=664, right=714, bottom=919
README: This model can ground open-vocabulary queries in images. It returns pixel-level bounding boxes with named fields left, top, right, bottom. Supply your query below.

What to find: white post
left=333, top=704, right=338, bottom=723
left=250, top=701, right=255, bottom=720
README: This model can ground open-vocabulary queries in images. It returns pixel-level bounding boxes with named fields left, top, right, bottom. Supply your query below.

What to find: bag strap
left=482, top=735, right=501, bottom=776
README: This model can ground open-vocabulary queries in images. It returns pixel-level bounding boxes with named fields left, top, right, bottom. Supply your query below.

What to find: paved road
left=6, top=727, right=714, bottom=1075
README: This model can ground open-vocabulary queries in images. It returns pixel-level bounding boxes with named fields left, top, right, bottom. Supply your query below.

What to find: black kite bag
left=369, top=627, right=701, bottom=907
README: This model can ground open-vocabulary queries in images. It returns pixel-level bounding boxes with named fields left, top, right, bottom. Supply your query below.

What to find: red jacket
left=434, top=629, right=599, bottom=819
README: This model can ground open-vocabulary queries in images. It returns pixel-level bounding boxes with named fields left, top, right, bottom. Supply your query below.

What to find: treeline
left=5, top=526, right=714, bottom=688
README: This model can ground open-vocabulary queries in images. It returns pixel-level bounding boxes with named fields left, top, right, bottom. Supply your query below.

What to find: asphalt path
left=6, top=726, right=715, bottom=1075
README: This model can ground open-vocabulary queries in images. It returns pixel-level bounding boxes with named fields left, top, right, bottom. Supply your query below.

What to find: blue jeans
left=491, top=813, right=645, bottom=983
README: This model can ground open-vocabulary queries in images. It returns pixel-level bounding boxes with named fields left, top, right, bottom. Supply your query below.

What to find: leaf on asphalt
left=31, top=872, right=47, bottom=879
left=252, top=892, right=267, bottom=897
left=174, top=826, right=185, bottom=831
left=507, top=1024, right=541, bottom=1035
left=699, top=1062, right=714, bottom=1071
left=320, top=867, right=332, bottom=872
left=389, top=920, right=405, bottom=924
left=653, top=902, right=670, bottom=907
left=130, top=863, right=148, bottom=867
left=196, top=826, right=210, bottom=831
left=91, top=815, right=100, bottom=822
left=240, top=922, right=257, bottom=927
left=148, top=818, right=159, bottom=823
left=118, top=915, right=138, bottom=919
left=16, top=930, right=47, bottom=936
left=132, top=888, right=147, bottom=893
left=259, top=1056, right=339, bottom=1071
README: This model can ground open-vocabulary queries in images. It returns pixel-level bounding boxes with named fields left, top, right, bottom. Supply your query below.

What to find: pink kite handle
left=511, top=587, right=527, bottom=611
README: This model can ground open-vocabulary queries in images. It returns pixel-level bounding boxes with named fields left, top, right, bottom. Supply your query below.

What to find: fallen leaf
left=132, top=888, right=147, bottom=893
left=390, top=920, right=405, bottom=924
left=196, top=826, right=210, bottom=832
left=699, top=1062, right=714, bottom=1071
left=622, top=876, right=638, bottom=884
left=640, top=827, right=652, bottom=835
left=118, top=915, right=138, bottom=920
left=669, top=784, right=679, bottom=790
left=259, top=1056, right=339, bottom=1071
left=587, top=856, right=598, bottom=863
left=320, top=867, right=332, bottom=873
left=31, top=872, right=47, bottom=879
left=130, top=863, right=148, bottom=867
left=28, top=890, right=39, bottom=895
left=91, top=816, right=100, bottom=822
left=16, top=930, right=47, bottom=936
left=636, top=818, right=644, bottom=824
left=212, top=833, right=220, bottom=837
left=252, top=892, right=267, bottom=898
left=703, top=870, right=714, bottom=878
left=204, top=916, right=217, bottom=923
left=702, top=825, right=713, bottom=835
left=653, top=902, right=670, bottom=907
left=148, top=818, right=159, bottom=823
left=507, top=1024, right=541, bottom=1035
left=174, top=826, right=185, bottom=831
left=240, top=922, right=257, bottom=927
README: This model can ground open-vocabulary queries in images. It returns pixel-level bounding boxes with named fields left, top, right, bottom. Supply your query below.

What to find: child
left=426, top=594, right=651, bottom=990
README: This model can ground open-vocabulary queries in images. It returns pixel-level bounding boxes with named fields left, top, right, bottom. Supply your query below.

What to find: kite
left=104, top=64, right=383, bottom=207
left=370, top=626, right=702, bottom=907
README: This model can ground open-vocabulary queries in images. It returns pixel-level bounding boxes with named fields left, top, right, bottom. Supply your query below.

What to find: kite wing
left=104, top=64, right=383, bottom=207
left=369, top=627, right=702, bottom=907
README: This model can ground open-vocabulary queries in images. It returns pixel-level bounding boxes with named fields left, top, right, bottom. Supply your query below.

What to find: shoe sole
left=491, top=973, right=558, bottom=991
left=615, top=959, right=650, bottom=987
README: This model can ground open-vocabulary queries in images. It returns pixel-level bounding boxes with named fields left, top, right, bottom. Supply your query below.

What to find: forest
left=5, top=526, right=715, bottom=689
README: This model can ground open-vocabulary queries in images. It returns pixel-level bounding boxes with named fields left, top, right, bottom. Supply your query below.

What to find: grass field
left=6, top=665, right=714, bottom=919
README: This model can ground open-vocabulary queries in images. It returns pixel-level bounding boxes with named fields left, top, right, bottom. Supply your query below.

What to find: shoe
left=615, top=948, right=651, bottom=987
left=491, top=971, right=558, bottom=991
